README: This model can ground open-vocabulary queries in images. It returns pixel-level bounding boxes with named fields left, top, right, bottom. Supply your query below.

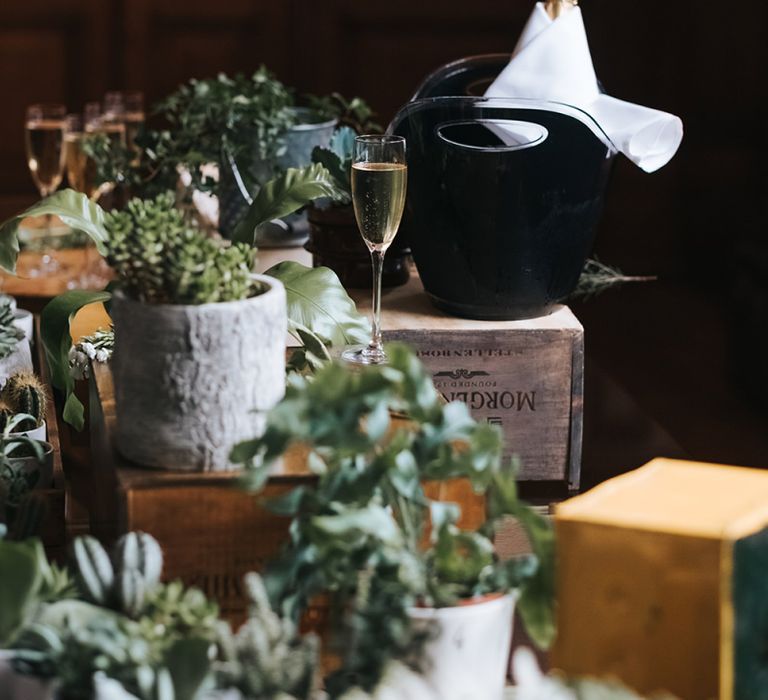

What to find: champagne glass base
left=342, top=344, right=388, bottom=366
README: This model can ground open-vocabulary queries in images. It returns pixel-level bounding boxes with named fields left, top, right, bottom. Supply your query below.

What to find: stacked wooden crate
left=86, top=276, right=583, bottom=621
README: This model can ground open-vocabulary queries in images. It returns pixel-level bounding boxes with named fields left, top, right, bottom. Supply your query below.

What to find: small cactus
left=0, top=400, right=14, bottom=433
left=70, top=531, right=165, bottom=618
left=0, top=371, right=47, bottom=432
left=72, top=535, right=115, bottom=606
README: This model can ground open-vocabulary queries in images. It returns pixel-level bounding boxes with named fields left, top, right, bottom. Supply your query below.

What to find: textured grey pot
left=110, top=275, right=287, bottom=471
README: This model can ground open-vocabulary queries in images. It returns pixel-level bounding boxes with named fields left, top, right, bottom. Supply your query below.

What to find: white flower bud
left=80, top=342, right=97, bottom=359
left=95, top=349, right=109, bottom=363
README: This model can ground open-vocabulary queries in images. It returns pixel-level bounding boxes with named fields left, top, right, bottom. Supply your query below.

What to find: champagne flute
left=25, top=103, right=66, bottom=198
left=342, top=135, right=407, bottom=366
left=64, top=113, right=103, bottom=289
left=23, top=103, right=68, bottom=275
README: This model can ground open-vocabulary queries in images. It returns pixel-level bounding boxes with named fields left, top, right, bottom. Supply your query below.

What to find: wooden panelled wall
left=1, top=0, right=765, bottom=282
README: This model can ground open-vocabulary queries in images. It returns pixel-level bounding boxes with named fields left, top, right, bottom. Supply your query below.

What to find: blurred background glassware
left=64, top=113, right=97, bottom=197
left=22, top=103, right=69, bottom=276
left=122, top=91, right=145, bottom=157
left=342, top=134, right=407, bottom=366
left=25, top=103, right=66, bottom=197
left=63, top=113, right=107, bottom=290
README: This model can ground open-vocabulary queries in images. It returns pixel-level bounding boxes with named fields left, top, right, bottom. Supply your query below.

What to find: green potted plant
left=0, top=414, right=52, bottom=532
left=0, top=165, right=371, bottom=469
left=0, top=531, right=219, bottom=700
left=307, top=124, right=411, bottom=290
left=232, top=343, right=555, bottom=700
left=0, top=529, right=323, bottom=700
left=153, top=67, right=337, bottom=242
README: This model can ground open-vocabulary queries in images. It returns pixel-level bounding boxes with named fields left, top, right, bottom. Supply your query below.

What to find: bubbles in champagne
left=351, top=162, right=407, bottom=251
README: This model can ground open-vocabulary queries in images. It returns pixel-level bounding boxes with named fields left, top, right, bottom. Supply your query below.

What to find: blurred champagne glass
left=22, top=103, right=68, bottom=276
left=64, top=113, right=104, bottom=289
left=64, top=113, right=96, bottom=196
left=123, top=91, right=145, bottom=157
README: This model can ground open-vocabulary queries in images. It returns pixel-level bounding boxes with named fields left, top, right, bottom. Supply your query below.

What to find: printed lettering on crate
left=362, top=276, right=584, bottom=491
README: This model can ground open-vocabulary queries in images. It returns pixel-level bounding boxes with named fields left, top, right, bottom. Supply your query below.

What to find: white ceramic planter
left=13, top=309, right=34, bottom=344
left=408, top=594, right=516, bottom=700
left=10, top=421, right=47, bottom=442
left=110, top=275, right=287, bottom=471
left=0, top=342, right=33, bottom=388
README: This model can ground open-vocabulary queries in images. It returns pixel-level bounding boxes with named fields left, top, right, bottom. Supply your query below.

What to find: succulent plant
left=0, top=298, right=24, bottom=361
left=104, top=192, right=262, bottom=304
left=0, top=371, right=48, bottom=431
left=71, top=532, right=165, bottom=618
left=215, top=572, right=319, bottom=700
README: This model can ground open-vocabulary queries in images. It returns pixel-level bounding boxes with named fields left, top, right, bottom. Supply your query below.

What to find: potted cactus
left=233, top=344, right=555, bottom=700
left=0, top=415, right=52, bottom=531
left=0, top=371, right=48, bottom=440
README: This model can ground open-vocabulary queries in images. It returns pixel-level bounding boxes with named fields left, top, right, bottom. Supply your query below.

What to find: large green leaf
left=164, top=637, right=213, bottom=700
left=0, top=190, right=108, bottom=273
left=0, top=538, right=44, bottom=646
left=266, top=261, right=370, bottom=348
left=41, top=289, right=113, bottom=430
left=232, top=163, right=345, bottom=244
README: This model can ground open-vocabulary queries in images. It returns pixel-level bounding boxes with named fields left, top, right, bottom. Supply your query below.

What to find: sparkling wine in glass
left=64, top=113, right=97, bottom=196
left=23, top=103, right=68, bottom=276
left=25, top=104, right=66, bottom=197
left=342, top=135, right=407, bottom=366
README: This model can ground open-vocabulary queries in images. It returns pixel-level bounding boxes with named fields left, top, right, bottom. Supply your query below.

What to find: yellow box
left=552, top=458, right=768, bottom=700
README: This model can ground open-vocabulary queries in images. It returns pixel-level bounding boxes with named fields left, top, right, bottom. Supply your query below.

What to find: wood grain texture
left=350, top=276, right=584, bottom=487
left=90, top=361, right=486, bottom=621
left=32, top=316, right=66, bottom=559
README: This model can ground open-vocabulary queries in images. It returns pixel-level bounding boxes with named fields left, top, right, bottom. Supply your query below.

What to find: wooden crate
left=88, top=362, right=484, bottom=622
left=353, top=275, right=584, bottom=493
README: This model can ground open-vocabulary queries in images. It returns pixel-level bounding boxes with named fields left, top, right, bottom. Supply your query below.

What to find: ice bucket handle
left=436, top=119, right=548, bottom=153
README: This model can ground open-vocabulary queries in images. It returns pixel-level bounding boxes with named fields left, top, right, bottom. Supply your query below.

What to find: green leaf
left=266, top=261, right=370, bottom=348
left=311, top=146, right=350, bottom=197
left=232, top=163, right=346, bottom=244
left=164, top=637, right=213, bottom=700
left=0, top=190, right=108, bottom=273
left=40, top=289, right=113, bottom=430
left=0, top=538, right=44, bottom=646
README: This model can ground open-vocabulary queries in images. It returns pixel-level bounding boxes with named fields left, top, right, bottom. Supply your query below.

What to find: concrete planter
left=110, top=275, right=287, bottom=471
left=408, top=593, right=516, bottom=700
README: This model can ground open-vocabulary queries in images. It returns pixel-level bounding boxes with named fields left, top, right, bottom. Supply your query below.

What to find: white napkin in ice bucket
left=485, top=2, right=683, bottom=172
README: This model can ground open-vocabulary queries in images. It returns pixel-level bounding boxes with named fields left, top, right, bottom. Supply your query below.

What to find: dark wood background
left=2, top=0, right=766, bottom=473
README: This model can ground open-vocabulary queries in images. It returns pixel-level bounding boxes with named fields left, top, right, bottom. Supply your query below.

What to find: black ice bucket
left=390, top=58, right=617, bottom=320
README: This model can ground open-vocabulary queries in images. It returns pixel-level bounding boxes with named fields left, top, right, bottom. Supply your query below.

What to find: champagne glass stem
left=369, top=249, right=385, bottom=354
